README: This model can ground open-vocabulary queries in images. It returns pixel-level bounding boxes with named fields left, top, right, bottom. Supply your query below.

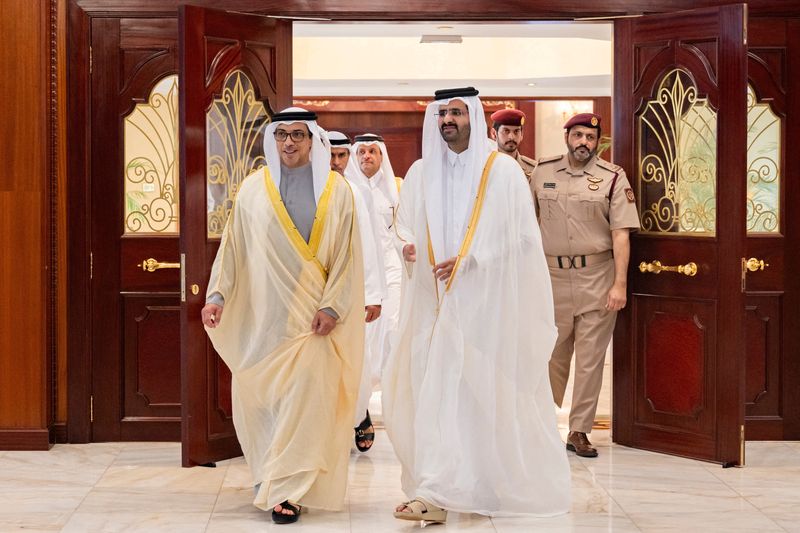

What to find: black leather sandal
left=272, top=500, right=302, bottom=524
left=354, top=410, right=375, bottom=452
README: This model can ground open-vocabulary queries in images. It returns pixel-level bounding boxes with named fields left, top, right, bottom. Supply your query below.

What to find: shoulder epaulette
left=519, top=154, right=537, bottom=166
left=537, top=154, right=563, bottom=165
left=595, top=158, right=622, bottom=172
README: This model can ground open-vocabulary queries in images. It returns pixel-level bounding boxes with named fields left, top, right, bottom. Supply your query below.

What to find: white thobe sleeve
left=351, top=183, right=385, bottom=306
left=393, top=160, right=421, bottom=277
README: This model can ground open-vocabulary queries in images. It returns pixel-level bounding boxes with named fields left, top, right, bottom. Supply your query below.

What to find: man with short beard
left=383, top=87, right=570, bottom=522
left=490, top=108, right=537, bottom=183
left=532, top=113, right=640, bottom=458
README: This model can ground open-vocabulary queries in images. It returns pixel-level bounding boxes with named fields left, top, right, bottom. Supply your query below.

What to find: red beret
left=491, top=108, right=526, bottom=127
left=564, top=112, right=601, bottom=130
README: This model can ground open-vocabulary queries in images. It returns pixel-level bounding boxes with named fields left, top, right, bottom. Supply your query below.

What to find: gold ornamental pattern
left=207, top=70, right=270, bottom=237
left=124, top=76, right=179, bottom=234
left=746, top=85, right=780, bottom=234
left=638, top=69, right=717, bottom=235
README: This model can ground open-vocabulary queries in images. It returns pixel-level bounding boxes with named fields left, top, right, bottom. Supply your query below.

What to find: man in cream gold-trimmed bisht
left=201, top=108, right=364, bottom=524
left=383, top=88, right=571, bottom=522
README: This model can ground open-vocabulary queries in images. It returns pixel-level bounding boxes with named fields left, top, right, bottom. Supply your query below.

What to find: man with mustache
left=532, top=113, right=640, bottom=458
left=383, top=87, right=570, bottom=523
left=490, top=108, right=537, bottom=183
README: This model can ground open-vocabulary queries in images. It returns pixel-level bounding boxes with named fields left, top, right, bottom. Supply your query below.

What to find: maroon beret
left=564, top=112, right=601, bottom=130
left=491, top=108, right=526, bottom=127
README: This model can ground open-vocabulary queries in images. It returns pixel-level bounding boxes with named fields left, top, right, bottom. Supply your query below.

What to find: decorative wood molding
left=73, top=0, right=797, bottom=18
left=0, top=430, right=52, bottom=451
left=49, top=0, right=59, bottom=438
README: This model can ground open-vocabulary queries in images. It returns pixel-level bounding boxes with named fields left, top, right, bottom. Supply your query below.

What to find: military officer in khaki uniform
left=532, top=113, right=640, bottom=458
left=490, top=108, right=537, bottom=182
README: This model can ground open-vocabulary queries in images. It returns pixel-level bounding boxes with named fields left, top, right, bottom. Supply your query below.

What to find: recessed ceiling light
left=420, top=34, right=462, bottom=44
left=527, top=82, right=537, bottom=87
left=436, top=25, right=454, bottom=30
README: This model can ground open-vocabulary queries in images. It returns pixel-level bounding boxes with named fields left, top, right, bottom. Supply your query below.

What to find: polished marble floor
left=3, top=354, right=800, bottom=532
left=2, top=431, right=800, bottom=532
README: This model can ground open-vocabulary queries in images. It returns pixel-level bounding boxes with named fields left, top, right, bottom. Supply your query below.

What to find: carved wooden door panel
left=179, top=5, right=292, bottom=467
left=612, top=5, right=748, bottom=465
left=744, top=18, right=800, bottom=440
left=90, top=18, right=181, bottom=441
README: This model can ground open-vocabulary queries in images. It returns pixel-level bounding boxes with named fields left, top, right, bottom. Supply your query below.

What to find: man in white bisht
left=201, top=108, right=364, bottom=525
left=345, top=133, right=403, bottom=452
left=326, top=130, right=385, bottom=452
left=383, top=88, right=571, bottom=522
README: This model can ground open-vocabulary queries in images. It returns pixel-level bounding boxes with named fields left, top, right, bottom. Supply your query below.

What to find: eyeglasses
left=435, top=108, right=465, bottom=118
left=273, top=129, right=309, bottom=142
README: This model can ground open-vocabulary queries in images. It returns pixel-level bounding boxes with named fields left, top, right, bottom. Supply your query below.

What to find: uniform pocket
left=577, top=192, right=607, bottom=221
left=536, top=190, right=559, bottom=219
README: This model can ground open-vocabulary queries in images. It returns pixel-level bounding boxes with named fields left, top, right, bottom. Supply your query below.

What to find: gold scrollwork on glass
left=206, top=70, right=270, bottom=237
left=638, top=69, right=717, bottom=235
left=746, top=85, right=780, bottom=234
left=124, top=76, right=179, bottom=234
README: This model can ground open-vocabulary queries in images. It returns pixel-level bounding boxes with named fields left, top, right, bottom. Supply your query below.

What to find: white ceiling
left=293, top=22, right=613, bottom=97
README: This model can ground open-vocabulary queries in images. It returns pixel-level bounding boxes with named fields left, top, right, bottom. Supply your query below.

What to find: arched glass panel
left=206, top=70, right=269, bottom=237
left=746, top=85, right=781, bottom=234
left=124, top=75, right=179, bottom=234
left=638, top=69, right=717, bottom=235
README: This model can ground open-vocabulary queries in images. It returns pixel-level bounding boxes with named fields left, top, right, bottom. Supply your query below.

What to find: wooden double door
left=88, top=8, right=290, bottom=461
left=82, top=4, right=799, bottom=466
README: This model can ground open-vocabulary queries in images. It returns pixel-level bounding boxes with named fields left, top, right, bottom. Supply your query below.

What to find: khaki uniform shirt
left=532, top=155, right=641, bottom=257
left=514, top=152, right=537, bottom=183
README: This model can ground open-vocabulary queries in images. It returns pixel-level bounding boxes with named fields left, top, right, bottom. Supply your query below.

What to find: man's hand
left=606, top=282, right=627, bottom=311
left=365, top=305, right=382, bottom=323
left=403, top=244, right=416, bottom=263
left=433, top=257, right=458, bottom=282
left=312, top=310, right=337, bottom=335
left=201, top=304, right=223, bottom=328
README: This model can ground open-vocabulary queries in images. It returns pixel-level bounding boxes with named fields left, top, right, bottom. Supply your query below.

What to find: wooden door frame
left=65, top=0, right=800, bottom=443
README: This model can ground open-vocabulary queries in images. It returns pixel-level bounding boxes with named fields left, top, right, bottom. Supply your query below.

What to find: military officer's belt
left=546, top=250, right=613, bottom=269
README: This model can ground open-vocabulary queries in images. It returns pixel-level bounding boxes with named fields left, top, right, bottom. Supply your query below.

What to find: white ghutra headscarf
left=421, top=87, right=494, bottom=262
left=263, top=107, right=331, bottom=203
left=346, top=133, right=400, bottom=209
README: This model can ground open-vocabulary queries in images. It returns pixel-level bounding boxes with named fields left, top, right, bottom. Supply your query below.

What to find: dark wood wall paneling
left=0, top=1, right=53, bottom=450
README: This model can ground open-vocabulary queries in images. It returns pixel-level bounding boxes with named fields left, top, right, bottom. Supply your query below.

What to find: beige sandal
left=393, top=498, right=448, bottom=523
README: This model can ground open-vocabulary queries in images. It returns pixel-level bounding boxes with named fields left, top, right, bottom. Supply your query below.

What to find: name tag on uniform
left=543, top=182, right=556, bottom=189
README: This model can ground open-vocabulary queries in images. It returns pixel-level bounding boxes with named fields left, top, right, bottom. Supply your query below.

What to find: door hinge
left=739, top=424, right=745, bottom=467
left=90, top=395, right=94, bottom=423
left=90, top=252, right=93, bottom=280
left=89, top=45, right=92, bottom=75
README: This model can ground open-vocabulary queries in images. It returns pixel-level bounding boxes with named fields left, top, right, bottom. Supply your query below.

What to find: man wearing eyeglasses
left=383, top=88, right=570, bottom=523
left=201, top=108, right=365, bottom=524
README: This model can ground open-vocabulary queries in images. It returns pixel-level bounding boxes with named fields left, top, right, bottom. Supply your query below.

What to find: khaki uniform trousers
left=548, top=258, right=616, bottom=434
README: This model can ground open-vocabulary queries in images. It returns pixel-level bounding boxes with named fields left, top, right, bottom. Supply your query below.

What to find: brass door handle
left=138, top=257, right=180, bottom=272
left=744, top=257, right=769, bottom=272
left=639, top=260, right=698, bottom=277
